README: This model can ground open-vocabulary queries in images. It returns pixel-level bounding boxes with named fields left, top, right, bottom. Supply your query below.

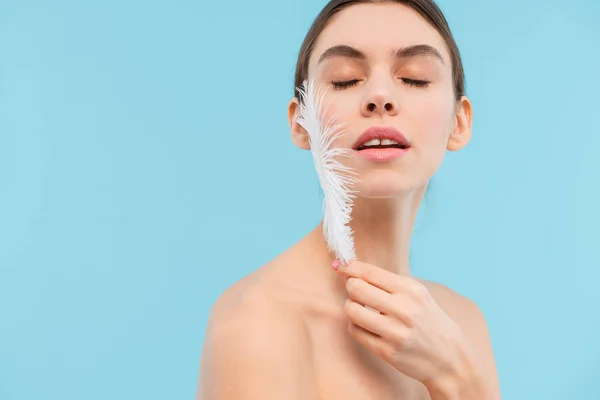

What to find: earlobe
left=288, top=97, right=310, bottom=150
left=447, top=96, right=473, bottom=152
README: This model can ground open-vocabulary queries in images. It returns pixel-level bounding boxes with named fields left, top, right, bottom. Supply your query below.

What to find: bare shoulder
left=418, top=279, right=481, bottom=321
left=204, top=278, right=308, bottom=340
left=419, top=279, right=501, bottom=398
left=198, top=277, right=318, bottom=400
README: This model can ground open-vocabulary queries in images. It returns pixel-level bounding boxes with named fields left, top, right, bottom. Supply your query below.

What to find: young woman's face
left=292, top=2, right=471, bottom=198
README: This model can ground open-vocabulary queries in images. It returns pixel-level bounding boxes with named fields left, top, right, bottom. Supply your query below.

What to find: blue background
left=1, top=0, right=599, bottom=399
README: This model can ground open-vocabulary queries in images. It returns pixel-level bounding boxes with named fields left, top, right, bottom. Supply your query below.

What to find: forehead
left=309, top=3, right=450, bottom=72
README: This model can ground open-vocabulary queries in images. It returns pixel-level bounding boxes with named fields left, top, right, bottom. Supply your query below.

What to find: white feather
left=294, top=78, right=359, bottom=264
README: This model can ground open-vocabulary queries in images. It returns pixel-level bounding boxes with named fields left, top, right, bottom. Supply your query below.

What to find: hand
left=333, top=260, right=483, bottom=391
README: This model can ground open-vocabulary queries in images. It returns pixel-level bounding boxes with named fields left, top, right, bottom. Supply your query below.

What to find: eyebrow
left=317, top=44, right=445, bottom=66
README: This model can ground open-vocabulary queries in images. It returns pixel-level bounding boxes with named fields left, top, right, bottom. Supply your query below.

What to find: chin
left=352, top=171, right=424, bottom=199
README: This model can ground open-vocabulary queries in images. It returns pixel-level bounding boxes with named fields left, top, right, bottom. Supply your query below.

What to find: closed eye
left=331, top=79, right=360, bottom=90
left=400, top=78, right=430, bottom=88
left=331, top=78, right=430, bottom=90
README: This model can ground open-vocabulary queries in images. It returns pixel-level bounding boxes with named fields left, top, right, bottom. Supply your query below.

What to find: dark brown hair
left=293, top=0, right=465, bottom=102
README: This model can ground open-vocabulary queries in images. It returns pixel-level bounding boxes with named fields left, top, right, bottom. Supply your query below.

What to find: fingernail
left=331, top=260, right=341, bottom=271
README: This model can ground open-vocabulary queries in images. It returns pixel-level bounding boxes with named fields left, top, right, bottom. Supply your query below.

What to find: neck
left=312, top=185, right=426, bottom=277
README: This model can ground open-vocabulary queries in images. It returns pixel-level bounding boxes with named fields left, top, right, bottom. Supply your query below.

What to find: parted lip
left=352, top=126, right=411, bottom=150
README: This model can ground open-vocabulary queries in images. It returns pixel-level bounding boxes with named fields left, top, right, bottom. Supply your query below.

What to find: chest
left=306, top=321, right=431, bottom=400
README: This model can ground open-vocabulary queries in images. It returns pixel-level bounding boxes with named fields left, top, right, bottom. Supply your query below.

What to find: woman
left=198, top=0, right=501, bottom=399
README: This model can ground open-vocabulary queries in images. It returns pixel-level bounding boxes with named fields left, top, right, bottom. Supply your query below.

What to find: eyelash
left=331, top=78, right=430, bottom=90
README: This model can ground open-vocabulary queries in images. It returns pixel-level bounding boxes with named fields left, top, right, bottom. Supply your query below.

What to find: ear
left=288, top=97, right=310, bottom=150
left=447, top=95, right=473, bottom=152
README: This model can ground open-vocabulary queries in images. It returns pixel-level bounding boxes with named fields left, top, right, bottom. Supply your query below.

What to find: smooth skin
left=198, top=3, right=500, bottom=399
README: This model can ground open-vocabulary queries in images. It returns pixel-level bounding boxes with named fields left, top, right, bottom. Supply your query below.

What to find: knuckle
left=344, top=299, right=358, bottom=319
left=392, top=330, right=406, bottom=347
left=361, top=266, right=375, bottom=282
left=383, top=344, right=401, bottom=363
left=373, top=342, right=388, bottom=359
left=346, top=277, right=360, bottom=294
left=403, top=312, right=416, bottom=328
left=407, top=280, right=427, bottom=299
left=347, top=322, right=360, bottom=338
left=391, top=294, right=417, bottom=327
left=392, top=330, right=413, bottom=351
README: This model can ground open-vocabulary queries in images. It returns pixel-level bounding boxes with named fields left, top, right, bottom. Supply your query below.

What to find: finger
left=344, top=298, right=399, bottom=339
left=347, top=277, right=422, bottom=329
left=336, top=260, right=407, bottom=293
left=345, top=277, right=394, bottom=315
left=347, top=322, right=387, bottom=356
left=338, top=261, right=430, bottom=301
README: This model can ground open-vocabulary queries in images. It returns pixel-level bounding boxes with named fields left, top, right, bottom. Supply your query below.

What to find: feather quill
left=294, top=78, right=360, bottom=264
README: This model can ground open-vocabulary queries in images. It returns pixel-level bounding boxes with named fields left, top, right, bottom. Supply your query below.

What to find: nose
left=361, top=84, right=398, bottom=117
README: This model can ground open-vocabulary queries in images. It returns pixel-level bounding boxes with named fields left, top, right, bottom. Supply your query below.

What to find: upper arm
left=426, top=282, right=501, bottom=399
left=197, top=287, right=318, bottom=400
left=459, top=299, right=501, bottom=399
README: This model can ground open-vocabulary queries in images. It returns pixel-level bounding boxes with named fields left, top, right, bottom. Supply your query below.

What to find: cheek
left=319, top=94, right=356, bottom=147
left=414, top=97, right=454, bottom=144
left=408, top=96, right=454, bottom=177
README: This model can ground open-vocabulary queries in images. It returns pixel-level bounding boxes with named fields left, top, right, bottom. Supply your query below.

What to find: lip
left=351, top=126, right=411, bottom=162
left=354, top=147, right=409, bottom=162
left=351, top=126, right=411, bottom=150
